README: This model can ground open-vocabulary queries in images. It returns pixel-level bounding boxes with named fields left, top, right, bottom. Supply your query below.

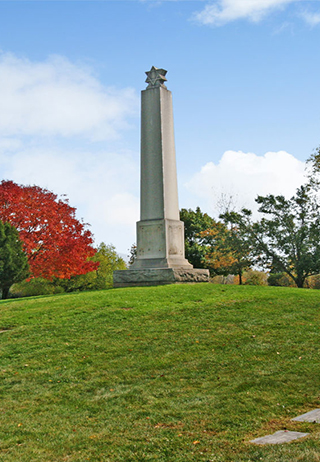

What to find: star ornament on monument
left=145, top=66, right=167, bottom=89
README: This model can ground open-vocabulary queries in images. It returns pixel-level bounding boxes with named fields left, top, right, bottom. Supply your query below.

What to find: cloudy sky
left=0, top=0, right=319, bottom=255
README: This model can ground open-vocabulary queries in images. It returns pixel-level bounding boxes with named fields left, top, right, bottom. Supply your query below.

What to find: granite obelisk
left=113, top=67, right=209, bottom=287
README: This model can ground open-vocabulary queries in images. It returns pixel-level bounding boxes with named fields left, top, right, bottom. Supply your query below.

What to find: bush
left=210, top=275, right=235, bottom=285
left=268, top=273, right=295, bottom=287
left=243, top=270, right=268, bottom=286
left=304, top=274, right=320, bottom=289
left=10, top=243, right=127, bottom=297
left=10, top=278, right=64, bottom=298
left=211, top=271, right=268, bottom=286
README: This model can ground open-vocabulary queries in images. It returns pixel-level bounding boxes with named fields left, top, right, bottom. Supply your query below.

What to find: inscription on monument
left=168, top=224, right=183, bottom=256
left=137, top=222, right=165, bottom=259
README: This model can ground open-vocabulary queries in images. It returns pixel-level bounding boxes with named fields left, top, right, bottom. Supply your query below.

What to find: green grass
left=0, top=283, right=319, bottom=461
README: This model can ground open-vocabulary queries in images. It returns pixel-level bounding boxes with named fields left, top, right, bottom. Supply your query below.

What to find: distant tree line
left=2, top=146, right=320, bottom=297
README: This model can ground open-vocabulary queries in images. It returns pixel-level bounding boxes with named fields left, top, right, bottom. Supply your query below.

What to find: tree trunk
left=295, top=276, right=305, bottom=288
left=239, top=272, right=243, bottom=285
left=1, top=286, right=10, bottom=299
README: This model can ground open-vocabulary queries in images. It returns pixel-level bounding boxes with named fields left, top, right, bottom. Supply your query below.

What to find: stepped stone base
left=113, top=268, right=209, bottom=288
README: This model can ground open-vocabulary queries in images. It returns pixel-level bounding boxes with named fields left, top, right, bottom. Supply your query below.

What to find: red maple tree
left=0, top=180, right=98, bottom=279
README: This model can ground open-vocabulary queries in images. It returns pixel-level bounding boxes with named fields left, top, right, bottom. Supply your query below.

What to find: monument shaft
left=140, top=86, right=179, bottom=221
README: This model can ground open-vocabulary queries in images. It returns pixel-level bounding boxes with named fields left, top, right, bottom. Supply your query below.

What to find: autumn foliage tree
left=200, top=218, right=253, bottom=284
left=0, top=181, right=98, bottom=280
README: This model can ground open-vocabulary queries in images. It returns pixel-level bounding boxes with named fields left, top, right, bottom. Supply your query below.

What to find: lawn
left=0, top=283, right=319, bottom=461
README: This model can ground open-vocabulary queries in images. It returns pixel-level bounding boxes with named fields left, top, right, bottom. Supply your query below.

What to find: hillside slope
left=0, top=284, right=319, bottom=461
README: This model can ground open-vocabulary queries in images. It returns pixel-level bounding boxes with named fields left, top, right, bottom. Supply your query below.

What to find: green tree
left=94, top=242, right=127, bottom=289
left=128, top=243, right=137, bottom=266
left=0, top=221, right=29, bottom=299
left=180, top=207, right=215, bottom=268
left=306, top=145, right=320, bottom=189
left=200, top=214, right=253, bottom=284
left=58, top=243, right=127, bottom=292
left=233, top=186, right=320, bottom=288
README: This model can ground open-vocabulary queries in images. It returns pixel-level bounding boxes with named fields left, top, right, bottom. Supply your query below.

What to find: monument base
left=113, top=268, right=210, bottom=288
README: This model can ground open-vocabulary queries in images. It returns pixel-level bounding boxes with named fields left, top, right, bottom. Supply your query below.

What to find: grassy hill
left=0, top=283, right=319, bottom=461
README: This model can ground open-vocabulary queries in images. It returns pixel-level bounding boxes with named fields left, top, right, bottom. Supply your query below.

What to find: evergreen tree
left=0, top=221, right=29, bottom=299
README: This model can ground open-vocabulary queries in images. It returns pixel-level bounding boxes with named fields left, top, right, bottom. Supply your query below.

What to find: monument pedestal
left=113, top=67, right=209, bottom=288
left=131, top=218, right=192, bottom=269
left=113, top=268, right=209, bottom=288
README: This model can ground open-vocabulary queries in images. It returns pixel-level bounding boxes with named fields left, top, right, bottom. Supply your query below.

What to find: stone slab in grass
left=292, top=409, right=320, bottom=423
left=250, top=430, right=309, bottom=445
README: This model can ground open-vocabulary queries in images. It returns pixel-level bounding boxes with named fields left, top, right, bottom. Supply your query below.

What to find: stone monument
left=113, top=67, right=209, bottom=287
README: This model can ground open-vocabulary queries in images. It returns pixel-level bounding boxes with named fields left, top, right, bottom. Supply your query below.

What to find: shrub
left=268, top=272, right=295, bottom=287
left=304, top=274, right=320, bottom=289
left=10, top=278, right=64, bottom=298
left=210, top=275, right=235, bottom=285
left=243, top=270, right=268, bottom=286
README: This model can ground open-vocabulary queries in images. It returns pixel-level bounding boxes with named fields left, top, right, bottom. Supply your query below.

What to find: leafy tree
left=199, top=221, right=235, bottom=275
left=57, top=243, right=126, bottom=292
left=200, top=216, right=253, bottom=284
left=0, top=180, right=98, bottom=280
left=0, top=221, right=29, bottom=298
left=306, top=145, right=320, bottom=189
left=252, top=185, right=320, bottom=288
left=128, top=243, right=137, bottom=266
left=94, top=242, right=127, bottom=288
left=180, top=207, right=215, bottom=268
left=220, top=210, right=254, bottom=284
left=232, top=186, right=320, bottom=288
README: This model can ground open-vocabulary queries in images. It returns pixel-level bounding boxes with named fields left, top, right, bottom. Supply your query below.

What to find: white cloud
left=186, top=150, right=306, bottom=218
left=0, top=52, right=141, bottom=255
left=193, top=0, right=300, bottom=26
left=300, top=10, right=320, bottom=26
left=0, top=144, right=139, bottom=252
left=0, top=53, right=138, bottom=141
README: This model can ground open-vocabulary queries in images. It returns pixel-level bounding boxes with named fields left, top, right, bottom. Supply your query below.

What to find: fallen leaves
left=154, top=422, right=183, bottom=429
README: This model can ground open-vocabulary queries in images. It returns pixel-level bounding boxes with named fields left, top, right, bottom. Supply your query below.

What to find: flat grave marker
left=292, top=409, right=320, bottom=423
left=250, top=430, right=309, bottom=445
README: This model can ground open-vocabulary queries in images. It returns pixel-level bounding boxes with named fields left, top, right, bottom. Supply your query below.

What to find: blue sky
left=0, top=0, right=319, bottom=255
